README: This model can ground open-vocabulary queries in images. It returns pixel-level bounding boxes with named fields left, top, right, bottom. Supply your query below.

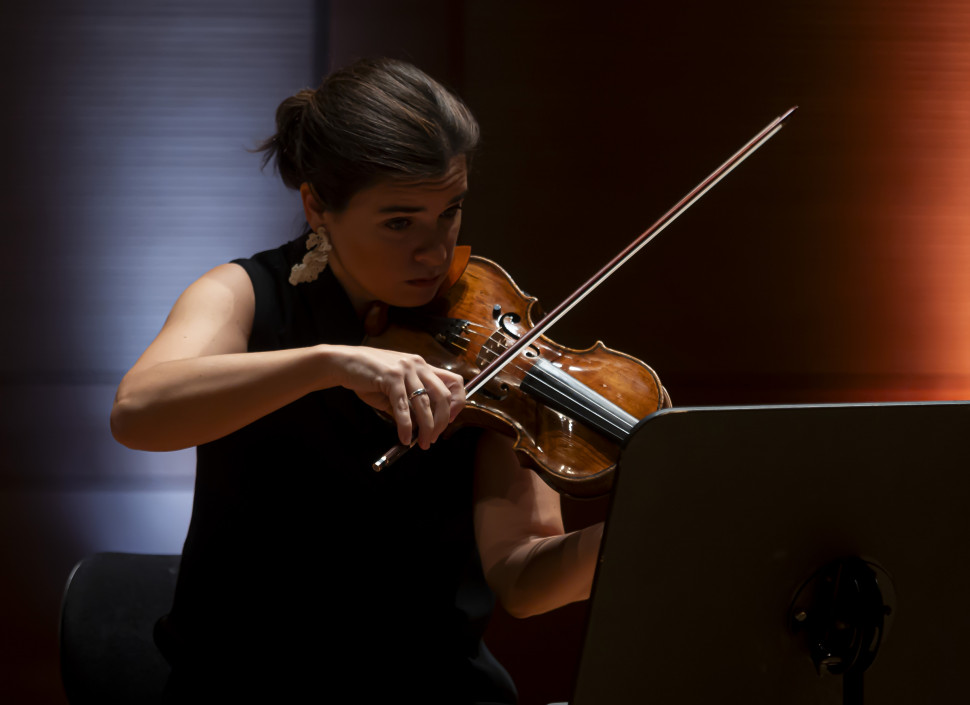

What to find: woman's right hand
left=111, top=263, right=465, bottom=453
left=328, top=346, right=465, bottom=450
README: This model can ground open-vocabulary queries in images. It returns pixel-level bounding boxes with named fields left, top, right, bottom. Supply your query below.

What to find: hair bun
left=259, top=89, right=317, bottom=190
left=256, top=58, right=479, bottom=211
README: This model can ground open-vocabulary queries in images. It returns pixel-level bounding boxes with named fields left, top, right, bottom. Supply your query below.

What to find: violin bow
left=373, top=106, right=797, bottom=472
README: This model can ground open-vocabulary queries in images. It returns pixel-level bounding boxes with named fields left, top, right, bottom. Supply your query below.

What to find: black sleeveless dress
left=157, top=235, right=517, bottom=703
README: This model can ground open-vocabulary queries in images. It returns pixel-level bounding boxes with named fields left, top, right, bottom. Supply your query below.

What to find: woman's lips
left=406, top=274, right=444, bottom=287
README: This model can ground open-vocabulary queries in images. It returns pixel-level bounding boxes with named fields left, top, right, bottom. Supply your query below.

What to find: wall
left=0, top=2, right=319, bottom=701
left=459, top=0, right=970, bottom=407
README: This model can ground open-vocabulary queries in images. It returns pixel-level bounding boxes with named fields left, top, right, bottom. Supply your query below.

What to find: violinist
left=110, top=57, right=604, bottom=703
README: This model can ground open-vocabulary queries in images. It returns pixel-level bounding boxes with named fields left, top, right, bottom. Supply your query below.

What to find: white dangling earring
left=289, top=226, right=333, bottom=285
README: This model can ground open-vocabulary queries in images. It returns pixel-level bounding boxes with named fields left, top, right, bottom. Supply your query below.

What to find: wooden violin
left=366, top=252, right=668, bottom=497
left=370, top=107, right=796, bottom=498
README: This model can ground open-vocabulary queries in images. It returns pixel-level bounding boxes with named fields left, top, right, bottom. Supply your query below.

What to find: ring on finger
left=407, top=388, right=428, bottom=402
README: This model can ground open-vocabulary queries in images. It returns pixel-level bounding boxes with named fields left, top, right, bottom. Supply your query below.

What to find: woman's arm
left=473, top=431, right=604, bottom=618
left=111, top=263, right=463, bottom=452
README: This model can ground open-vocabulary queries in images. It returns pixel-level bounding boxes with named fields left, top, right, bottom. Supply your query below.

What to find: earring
left=289, top=226, right=333, bottom=285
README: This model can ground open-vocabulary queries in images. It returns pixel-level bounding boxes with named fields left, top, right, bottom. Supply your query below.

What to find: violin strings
left=516, top=367, right=634, bottom=436
left=454, top=322, right=594, bottom=385
left=448, top=323, right=541, bottom=379
left=439, top=322, right=633, bottom=435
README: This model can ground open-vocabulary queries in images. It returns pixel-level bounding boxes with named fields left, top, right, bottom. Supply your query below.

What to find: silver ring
left=407, top=388, right=428, bottom=401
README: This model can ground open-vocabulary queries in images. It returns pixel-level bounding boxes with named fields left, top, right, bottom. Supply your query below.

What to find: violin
left=369, top=107, right=797, bottom=498
left=366, top=250, right=668, bottom=497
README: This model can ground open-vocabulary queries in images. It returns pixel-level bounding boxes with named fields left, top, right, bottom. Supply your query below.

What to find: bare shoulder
left=175, top=261, right=254, bottom=313
left=129, top=263, right=255, bottom=371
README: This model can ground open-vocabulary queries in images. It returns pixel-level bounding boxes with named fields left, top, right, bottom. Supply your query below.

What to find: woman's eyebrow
left=377, top=190, right=467, bottom=214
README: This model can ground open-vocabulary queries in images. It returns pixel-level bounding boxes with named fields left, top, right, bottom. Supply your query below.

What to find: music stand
left=571, top=402, right=970, bottom=704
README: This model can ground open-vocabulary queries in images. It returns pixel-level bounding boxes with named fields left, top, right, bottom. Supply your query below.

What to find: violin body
left=365, top=256, right=667, bottom=498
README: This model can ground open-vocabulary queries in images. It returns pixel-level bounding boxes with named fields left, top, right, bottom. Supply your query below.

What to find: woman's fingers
left=340, top=346, right=466, bottom=449
left=408, top=382, right=435, bottom=449
left=444, top=371, right=466, bottom=423
left=384, top=374, right=414, bottom=446
left=408, top=369, right=459, bottom=450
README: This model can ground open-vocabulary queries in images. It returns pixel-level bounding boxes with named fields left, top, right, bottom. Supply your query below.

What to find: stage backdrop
left=2, top=1, right=968, bottom=703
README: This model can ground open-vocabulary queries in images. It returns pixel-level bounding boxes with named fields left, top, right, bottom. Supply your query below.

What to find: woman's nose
left=415, top=240, right=449, bottom=266
left=414, top=227, right=455, bottom=266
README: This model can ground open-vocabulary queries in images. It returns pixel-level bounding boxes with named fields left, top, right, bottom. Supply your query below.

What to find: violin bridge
left=476, top=331, right=509, bottom=369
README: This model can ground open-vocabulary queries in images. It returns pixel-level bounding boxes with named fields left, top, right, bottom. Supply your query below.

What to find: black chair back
left=60, top=552, right=179, bottom=704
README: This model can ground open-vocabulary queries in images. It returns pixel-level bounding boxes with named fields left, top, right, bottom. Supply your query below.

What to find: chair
left=59, top=552, right=180, bottom=704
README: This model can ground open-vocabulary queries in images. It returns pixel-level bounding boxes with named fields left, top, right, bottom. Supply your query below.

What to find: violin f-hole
left=497, top=312, right=540, bottom=357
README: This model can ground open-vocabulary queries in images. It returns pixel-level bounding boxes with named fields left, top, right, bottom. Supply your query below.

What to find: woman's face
left=313, top=156, right=468, bottom=314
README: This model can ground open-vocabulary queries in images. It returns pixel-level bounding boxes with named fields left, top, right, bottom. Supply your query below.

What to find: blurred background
left=2, top=1, right=968, bottom=702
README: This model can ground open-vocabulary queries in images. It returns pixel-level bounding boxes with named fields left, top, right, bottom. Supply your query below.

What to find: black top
left=158, top=236, right=516, bottom=703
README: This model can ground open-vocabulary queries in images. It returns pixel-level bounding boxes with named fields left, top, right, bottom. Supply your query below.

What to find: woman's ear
left=300, top=183, right=326, bottom=230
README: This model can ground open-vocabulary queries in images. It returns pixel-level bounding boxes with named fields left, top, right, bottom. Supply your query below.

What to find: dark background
left=2, top=1, right=969, bottom=703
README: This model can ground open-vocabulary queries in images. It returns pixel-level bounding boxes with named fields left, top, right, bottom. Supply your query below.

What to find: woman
left=111, top=57, right=603, bottom=703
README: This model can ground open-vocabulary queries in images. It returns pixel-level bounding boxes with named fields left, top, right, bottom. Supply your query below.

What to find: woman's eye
left=385, top=218, right=412, bottom=231
left=441, top=204, right=463, bottom=219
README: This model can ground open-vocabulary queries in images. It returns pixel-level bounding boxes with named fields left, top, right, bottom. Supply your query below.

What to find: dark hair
left=257, top=58, right=479, bottom=212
